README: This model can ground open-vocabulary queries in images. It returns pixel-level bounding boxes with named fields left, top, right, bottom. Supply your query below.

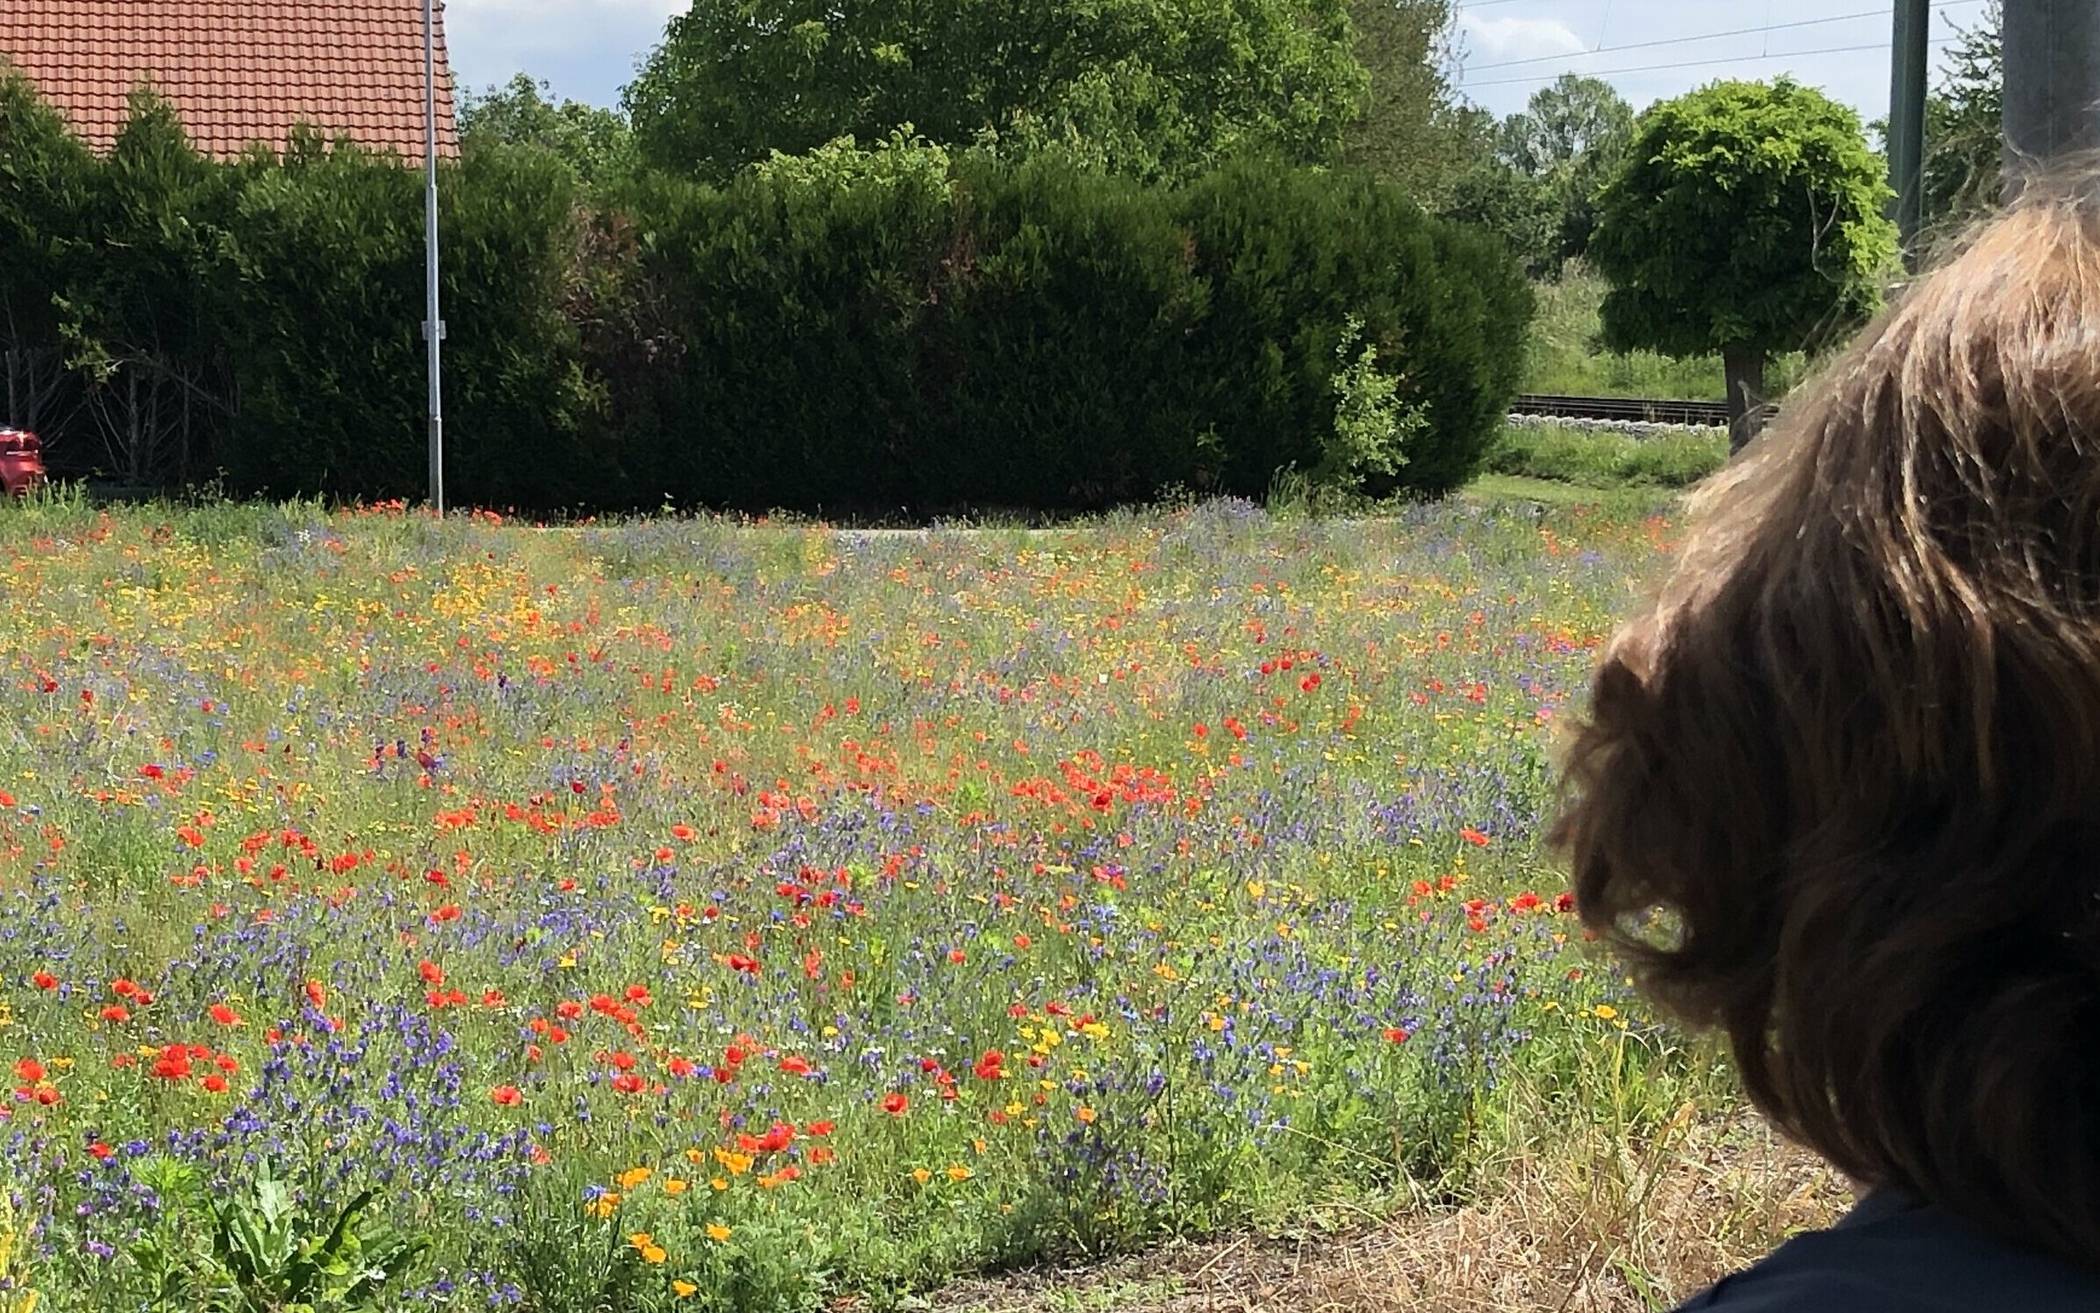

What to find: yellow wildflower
left=617, top=1167, right=653, bottom=1190
left=713, top=1148, right=753, bottom=1176
left=705, top=1223, right=733, bottom=1244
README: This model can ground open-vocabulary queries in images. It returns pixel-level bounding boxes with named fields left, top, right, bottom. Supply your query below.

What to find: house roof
left=0, top=0, right=458, bottom=163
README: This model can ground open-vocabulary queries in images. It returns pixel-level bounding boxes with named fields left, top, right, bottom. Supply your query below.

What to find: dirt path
left=914, top=1119, right=1845, bottom=1313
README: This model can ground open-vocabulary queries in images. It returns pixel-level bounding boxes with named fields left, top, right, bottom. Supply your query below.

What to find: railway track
left=1512, top=393, right=1732, bottom=427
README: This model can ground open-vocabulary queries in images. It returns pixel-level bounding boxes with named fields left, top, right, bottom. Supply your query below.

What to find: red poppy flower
left=98, top=1005, right=129, bottom=1024
left=200, top=1075, right=228, bottom=1094
left=304, top=979, right=327, bottom=1008
left=881, top=1092, right=909, bottom=1117
left=778, top=1055, right=812, bottom=1077
left=30, top=972, right=56, bottom=991
left=14, top=1059, right=43, bottom=1085
left=1382, top=1027, right=1411, bottom=1045
left=610, top=1073, right=645, bottom=1095
left=491, top=1084, right=522, bottom=1106
left=208, top=1003, right=240, bottom=1026
left=418, top=960, right=444, bottom=986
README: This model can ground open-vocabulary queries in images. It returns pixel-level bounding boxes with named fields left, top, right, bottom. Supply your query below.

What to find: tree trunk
left=1723, top=345, right=1767, bottom=453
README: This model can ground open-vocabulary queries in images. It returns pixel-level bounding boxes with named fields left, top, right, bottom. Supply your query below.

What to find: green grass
left=1522, top=263, right=1806, bottom=401
left=1484, top=423, right=1729, bottom=491
left=1462, top=473, right=1659, bottom=509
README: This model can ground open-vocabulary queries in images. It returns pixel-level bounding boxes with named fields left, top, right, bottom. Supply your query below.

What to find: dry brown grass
left=927, top=1110, right=1848, bottom=1313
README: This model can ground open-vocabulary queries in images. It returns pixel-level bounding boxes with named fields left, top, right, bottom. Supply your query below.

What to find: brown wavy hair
left=1555, top=183, right=2100, bottom=1268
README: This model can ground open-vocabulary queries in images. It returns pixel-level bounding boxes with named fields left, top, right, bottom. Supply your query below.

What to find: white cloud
left=1458, top=13, right=1588, bottom=64
left=444, top=0, right=688, bottom=102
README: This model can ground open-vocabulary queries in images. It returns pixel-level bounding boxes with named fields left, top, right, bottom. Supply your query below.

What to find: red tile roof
left=0, top=1, right=458, bottom=163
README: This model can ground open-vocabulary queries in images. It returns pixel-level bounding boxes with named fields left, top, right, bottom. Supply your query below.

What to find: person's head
left=1555, top=182, right=2100, bottom=1266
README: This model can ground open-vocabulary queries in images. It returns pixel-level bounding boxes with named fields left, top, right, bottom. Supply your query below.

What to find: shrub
left=1175, top=158, right=1529, bottom=497
left=631, top=134, right=958, bottom=512
left=1, top=74, right=1530, bottom=513
left=917, top=153, right=1211, bottom=509
left=0, top=68, right=91, bottom=439
left=222, top=134, right=598, bottom=509
left=614, top=147, right=1528, bottom=513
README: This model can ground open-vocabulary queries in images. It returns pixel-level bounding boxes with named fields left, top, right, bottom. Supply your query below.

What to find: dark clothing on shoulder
left=1679, top=1192, right=2100, bottom=1311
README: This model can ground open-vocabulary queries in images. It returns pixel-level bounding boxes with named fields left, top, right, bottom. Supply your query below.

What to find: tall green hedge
left=0, top=75, right=1530, bottom=513
left=220, top=133, right=598, bottom=505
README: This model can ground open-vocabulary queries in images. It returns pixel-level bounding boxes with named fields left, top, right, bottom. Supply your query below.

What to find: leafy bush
left=917, top=151, right=1212, bottom=509
left=1322, top=314, right=1424, bottom=484
left=2, top=77, right=1529, bottom=513
left=611, top=141, right=1528, bottom=513
left=220, top=134, right=599, bottom=508
left=0, top=69, right=92, bottom=438
left=122, top=1159, right=428, bottom=1312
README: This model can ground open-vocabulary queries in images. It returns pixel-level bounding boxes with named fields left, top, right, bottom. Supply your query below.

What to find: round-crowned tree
left=1590, top=79, right=1897, bottom=448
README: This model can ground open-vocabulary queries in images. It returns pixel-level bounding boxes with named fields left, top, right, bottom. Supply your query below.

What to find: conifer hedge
left=0, top=75, right=1529, bottom=512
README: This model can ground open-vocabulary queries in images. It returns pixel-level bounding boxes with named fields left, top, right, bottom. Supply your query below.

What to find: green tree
left=0, top=67, right=91, bottom=433
left=1590, top=79, right=1896, bottom=449
left=1922, top=1, right=2001, bottom=232
left=62, top=90, right=237, bottom=483
left=622, top=0, right=1366, bottom=182
left=1440, top=157, right=1556, bottom=277
left=1497, top=74, right=1634, bottom=267
left=459, top=74, right=635, bottom=190
left=1343, top=0, right=1475, bottom=202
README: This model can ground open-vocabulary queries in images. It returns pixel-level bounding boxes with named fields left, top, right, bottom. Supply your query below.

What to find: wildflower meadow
left=0, top=495, right=1719, bottom=1310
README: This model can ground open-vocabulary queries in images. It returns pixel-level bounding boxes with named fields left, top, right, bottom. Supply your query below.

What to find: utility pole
left=2003, top=0, right=2100, bottom=195
left=1888, top=0, right=1929, bottom=267
left=423, top=0, right=445, bottom=515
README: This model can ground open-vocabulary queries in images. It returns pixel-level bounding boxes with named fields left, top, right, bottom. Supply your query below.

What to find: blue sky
left=443, top=0, right=1998, bottom=127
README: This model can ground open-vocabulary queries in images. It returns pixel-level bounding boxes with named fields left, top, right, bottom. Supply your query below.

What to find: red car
left=0, top=429, right=45, bottom=496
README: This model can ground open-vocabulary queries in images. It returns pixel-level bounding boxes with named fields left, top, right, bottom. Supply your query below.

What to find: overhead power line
left=1466, top=0, right=1988, bottom=73
left=1461, top=37, right=1957, bottom=90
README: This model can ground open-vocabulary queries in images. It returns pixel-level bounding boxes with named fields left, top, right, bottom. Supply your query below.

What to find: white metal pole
left=423, top=0, right=445, bottom=515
